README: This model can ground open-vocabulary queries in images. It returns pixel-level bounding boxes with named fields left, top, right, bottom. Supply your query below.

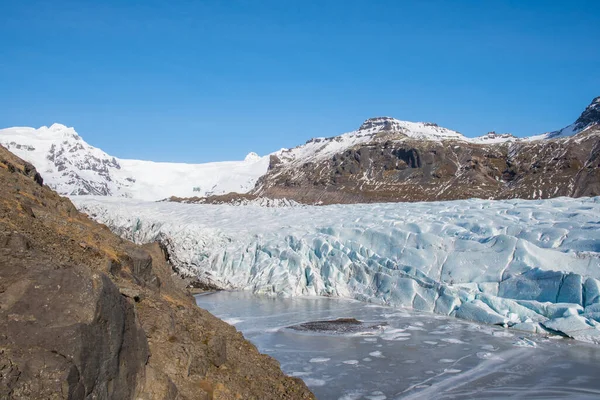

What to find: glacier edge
left=72, top=196, right=600, bottom=343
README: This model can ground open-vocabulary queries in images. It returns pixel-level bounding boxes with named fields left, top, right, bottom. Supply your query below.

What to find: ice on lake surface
left=196, top=291, right=600, bottom=400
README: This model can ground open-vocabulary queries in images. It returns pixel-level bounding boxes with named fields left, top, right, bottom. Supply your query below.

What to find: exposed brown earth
left=252, top=126, right=600, bottom=205
left=0, top=145, right=314, bottom=399
left=166, top=193, right=259, bottom=204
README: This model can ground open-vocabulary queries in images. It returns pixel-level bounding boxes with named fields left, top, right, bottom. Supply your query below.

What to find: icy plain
left=72, top=196, right=600, bottom=342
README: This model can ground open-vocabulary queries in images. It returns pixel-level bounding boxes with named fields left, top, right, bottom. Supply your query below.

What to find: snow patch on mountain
left=73, top=195, right=600, bottom=343
left=274, top=118, right=469, bottom=166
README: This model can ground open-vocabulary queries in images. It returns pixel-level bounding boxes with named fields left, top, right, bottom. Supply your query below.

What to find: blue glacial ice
left=72, top=196, right=600, bottom=343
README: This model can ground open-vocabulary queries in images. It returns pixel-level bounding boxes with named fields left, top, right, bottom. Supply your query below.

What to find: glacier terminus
left=73, top=195, right=600, bottom=344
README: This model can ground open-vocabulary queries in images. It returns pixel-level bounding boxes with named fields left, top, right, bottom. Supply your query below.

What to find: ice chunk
left=542, top=316, right=600, bottom=343
left=512, top=321, right=542, bottom=333
left=455, top=300, right=508, bottom=326
left=584, top=278, right=600, bottom=307
left=309, top=357, right=331, bottom=363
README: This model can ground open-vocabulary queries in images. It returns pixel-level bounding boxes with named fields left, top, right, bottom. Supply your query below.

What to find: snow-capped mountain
left=0, top=123, right=269, bottom=200
left=268, top=97, right=600, bottom=165
left=254, top=97, right=600, bottom=204
left=271, top=118, right=468, bottom=168
left=268, top=98, right=600, bottom=168
left=1, top=96, right=598, bottom=203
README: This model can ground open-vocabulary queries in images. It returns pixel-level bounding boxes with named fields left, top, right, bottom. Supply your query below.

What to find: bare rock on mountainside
left=0, top=145, right=314, bottom=399
left=252, top=98, right=600, bottom=204
left=166, top=192, right=301, bottom=207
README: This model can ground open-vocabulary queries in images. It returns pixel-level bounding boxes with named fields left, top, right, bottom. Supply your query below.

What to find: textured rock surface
left=253, top=99, right=600, bottom=204
left=253, top=126, right=600, bottom=204
left=0, top=145, right=314, bottom=400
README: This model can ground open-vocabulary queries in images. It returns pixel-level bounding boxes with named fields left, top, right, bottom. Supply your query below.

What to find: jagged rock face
left=358, top=117, right=406, bottom=132
left=45, top=140, right=122, bottom=195
left=0, top=257, right=149, bottom=399
left=253, top=127, right=600, bottom=204
left=574, top=96, right=600, bottom=131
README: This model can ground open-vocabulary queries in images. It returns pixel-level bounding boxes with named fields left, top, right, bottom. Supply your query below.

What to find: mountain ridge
left=253, top=97, right=600, bottom=204
left=0, top=124, right=269, bottom=200
left=1, top=96, right=599, bottom=203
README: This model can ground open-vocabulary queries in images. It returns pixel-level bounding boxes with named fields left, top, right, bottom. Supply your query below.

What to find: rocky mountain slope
left=0, top=145, right=313, bottom=399
left=253, top=97, right=600, bottom=204
left=0, top=124, right=268, bottom=200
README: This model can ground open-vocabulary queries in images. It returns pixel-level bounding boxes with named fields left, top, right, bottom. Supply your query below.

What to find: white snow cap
left=356, top=117, right=466, bottom=140
left=48, top=123, right=70, bottom=131
left=0, top=124, right=270, bottom=200
left=244, top=152, right=261, bottom=162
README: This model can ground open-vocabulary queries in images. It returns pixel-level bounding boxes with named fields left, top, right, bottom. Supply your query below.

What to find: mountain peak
left=574, top=96, right=600, bottom=131
left=244, top=152, right=261, bottom=162
left=38, top=123, right=81, bottom=140
left=358, top=117, right=402, bottom=132
left=48, top=123, right=69, bottom=131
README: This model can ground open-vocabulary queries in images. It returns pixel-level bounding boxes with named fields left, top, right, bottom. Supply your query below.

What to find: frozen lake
left=196, top=291, right=600, bottom=399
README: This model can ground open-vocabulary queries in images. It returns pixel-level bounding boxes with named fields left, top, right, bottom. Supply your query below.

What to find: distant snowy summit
left=0, top=123, right=269, bottom=200
left=470, top=131, right=517, bottom=144
left=1, top=96, right=599, bottom=203
left=244, top=152, right=261, bottom=162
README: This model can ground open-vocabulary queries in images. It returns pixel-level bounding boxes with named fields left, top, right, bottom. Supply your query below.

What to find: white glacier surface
left=72, top=196, right=600, bottom=342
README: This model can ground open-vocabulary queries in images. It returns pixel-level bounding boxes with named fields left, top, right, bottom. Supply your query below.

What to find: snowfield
left=72, top=196, right=600, bottom=343
left=0, top=124, right=269, bottom=200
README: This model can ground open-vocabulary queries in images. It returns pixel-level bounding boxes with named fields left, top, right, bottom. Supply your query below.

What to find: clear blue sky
left=1, top=1, right=599, bottom=162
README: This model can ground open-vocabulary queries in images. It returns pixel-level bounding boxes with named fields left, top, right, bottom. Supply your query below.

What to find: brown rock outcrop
left=0, top=145, right=314, bottom=399
left=253, top=124, right=600, bottom=205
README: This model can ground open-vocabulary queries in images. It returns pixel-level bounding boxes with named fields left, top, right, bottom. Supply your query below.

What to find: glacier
left=72, top=196, right=600, bottom=343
